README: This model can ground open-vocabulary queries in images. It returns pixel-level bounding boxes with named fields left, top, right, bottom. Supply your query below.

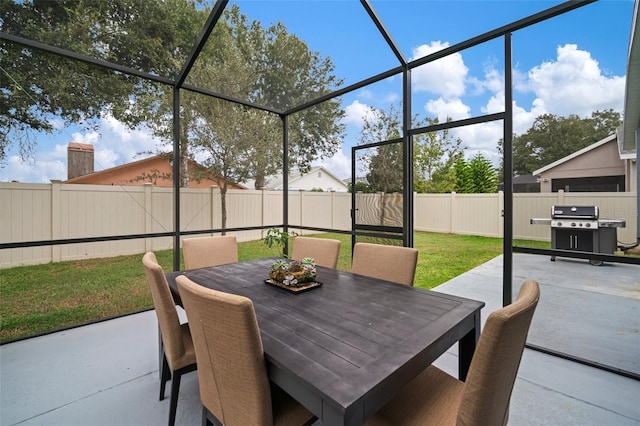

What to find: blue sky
left=1, top=0, right=635, bottom=182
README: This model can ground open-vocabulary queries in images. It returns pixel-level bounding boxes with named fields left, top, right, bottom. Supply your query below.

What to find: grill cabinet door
left=554, top=229, right=594, bottom=252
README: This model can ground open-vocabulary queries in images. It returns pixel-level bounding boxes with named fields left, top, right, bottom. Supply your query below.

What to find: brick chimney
left=67, top=143, right=94, bottom=179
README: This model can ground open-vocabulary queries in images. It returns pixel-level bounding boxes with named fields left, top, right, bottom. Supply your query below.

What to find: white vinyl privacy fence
left=1, top=181, right=637, bottom=268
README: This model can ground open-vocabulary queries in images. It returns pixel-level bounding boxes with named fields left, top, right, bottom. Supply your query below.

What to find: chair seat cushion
left=366, top=365, right=464, bottom=426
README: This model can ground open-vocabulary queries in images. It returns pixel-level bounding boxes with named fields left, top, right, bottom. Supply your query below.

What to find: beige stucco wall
left=288, top=171, right=348, bottom=192
left=625, top=159, right=637, bottom=193
left=538, top=141, right=627, bottom=192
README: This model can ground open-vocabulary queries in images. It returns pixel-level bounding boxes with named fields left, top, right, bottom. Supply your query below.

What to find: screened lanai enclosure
left=1, top=0, right=639, bottom=385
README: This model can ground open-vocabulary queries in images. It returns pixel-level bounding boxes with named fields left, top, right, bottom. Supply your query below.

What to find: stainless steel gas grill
left=530, top=205, right=626, bottom=266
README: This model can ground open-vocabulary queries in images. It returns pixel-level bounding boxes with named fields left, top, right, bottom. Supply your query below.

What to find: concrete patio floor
left=1, top=253, right=639, bottom=425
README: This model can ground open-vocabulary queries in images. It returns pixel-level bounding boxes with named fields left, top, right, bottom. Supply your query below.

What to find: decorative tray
left=264, top=279, right=322, bottom=294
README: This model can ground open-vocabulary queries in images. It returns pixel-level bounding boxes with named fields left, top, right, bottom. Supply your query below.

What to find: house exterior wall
left=625, top=159, right=637, bottom=193
left=283, top=169, right=348, bottom=192
left=538, top=141, right=627, bottom=192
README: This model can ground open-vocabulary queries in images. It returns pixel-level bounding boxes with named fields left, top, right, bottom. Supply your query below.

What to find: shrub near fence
left=1, top=181, right=637, bottom=268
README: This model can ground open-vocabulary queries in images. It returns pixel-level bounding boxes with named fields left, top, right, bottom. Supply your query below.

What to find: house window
left=318, top=171, right=322, bottom=178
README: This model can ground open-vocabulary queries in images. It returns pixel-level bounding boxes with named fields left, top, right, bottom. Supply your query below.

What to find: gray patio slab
left=1, top=253, right=639, bottom=425
left=434, top=253, right=640, bottom=376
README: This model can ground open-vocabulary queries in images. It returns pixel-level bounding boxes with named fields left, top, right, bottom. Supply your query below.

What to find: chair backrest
left=176, top=275, right=273, bottom=426
left=182, top=236, right=238, bottom=270
left=457, top=279, right=540, bottom=426
left=291, top=237, right=341, bottom=269
left=142, top=252, right=188, bottom=369
left=351, top=242, right=419, bottom=286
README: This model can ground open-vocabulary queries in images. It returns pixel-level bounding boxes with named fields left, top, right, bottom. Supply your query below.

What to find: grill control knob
left=571, top=222, right=576, bottom=227
left=585, top=222, right=591, bottom=228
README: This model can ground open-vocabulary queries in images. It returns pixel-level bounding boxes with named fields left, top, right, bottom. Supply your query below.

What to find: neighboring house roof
left=532, top=134, right=617, bottom=176
left=65, top=154, right=246, bottom=189
left=617, top=126, right=637, bottom=160
left=512, top=174, right=539, bottom=185
left=244, top=166, right=348, bottom=191
left=343, top=176, right=368, bottom=185
left=497, top=174, right=539, bottom=192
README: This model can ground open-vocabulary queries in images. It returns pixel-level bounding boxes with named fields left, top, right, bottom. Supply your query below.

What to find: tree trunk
left=254, top=172, right=265, bottom=190
left=180, top=126, right=190, bottom=188
left=220, top=183, right=227, bottom=235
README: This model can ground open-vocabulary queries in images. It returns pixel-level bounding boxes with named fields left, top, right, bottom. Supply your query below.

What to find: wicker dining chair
left=176, top=275, right=316, bottom=426
left=351, top=242, right=419, bottom=286
left=182, top=236, right=238, bottom=270
left=365, top=279, right=540, bottom=426
left=291, top=236, right=341, bottom=269
left=142, top=252, right=197, bottom=426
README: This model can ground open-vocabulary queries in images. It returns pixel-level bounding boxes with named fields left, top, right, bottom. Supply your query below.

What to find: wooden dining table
left=166, top=258, right=484, bottom=426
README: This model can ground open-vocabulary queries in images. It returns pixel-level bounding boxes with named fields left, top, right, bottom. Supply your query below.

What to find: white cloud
left=418, top=43, right=625, bottom=165
left=313, top=148, right=351, bottom=180
left=68, top=113, right=166, bottom=172
left=71, top=130, right=100, bottom=145
left=411, top=41, right=468, bottom=98
left=452, top=121, right=502, bottom=153
left=96, top=114, right=164, bottom=167
left=343, top=100, right=374, bottom=127
left=2, top=155, right=66, bottom=183
left=94, top=149, right=120, bottom=170
left=50, top=143, right=69, bottom=160
left=425, top=97, right=470, bottom=122
left=523, top=44, right=625, bottom=116
left=480, top=66, right=504, bottom=94
left=2, top=44, right=624, bottom=183
left=0, top=113, right=166, bottom=183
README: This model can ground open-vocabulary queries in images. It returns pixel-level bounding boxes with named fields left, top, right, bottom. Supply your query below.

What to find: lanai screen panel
left=185, top=0, right=400, bottom=111
left=1, top=1, right=208, bottom=80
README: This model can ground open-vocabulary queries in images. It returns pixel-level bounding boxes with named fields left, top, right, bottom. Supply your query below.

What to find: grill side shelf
left=598, top=219, right=626, bottom=228
left=530, top=218, right=551, bottom=225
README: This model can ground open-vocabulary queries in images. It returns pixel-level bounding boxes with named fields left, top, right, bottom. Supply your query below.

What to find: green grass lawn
left=0, top=232, right=549, bottom=343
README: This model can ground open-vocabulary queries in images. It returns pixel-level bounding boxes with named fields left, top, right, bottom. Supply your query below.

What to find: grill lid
left=551, top=205, right=599, bottom=219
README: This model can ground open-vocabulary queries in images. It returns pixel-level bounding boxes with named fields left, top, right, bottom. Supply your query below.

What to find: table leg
left=458, top=310, right=481, bottom=381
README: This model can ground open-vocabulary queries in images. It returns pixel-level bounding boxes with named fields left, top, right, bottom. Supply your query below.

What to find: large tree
left=1, top=2, right=344, bottom=183
left=413, top=123, right=463, bottom=193
left=120, top=4, right=345, bottom=196
left=454, top=154, right=498, bottom=193
left=221, top=6, right=345, bottom=188
left=498, top=109, right=622, bottom=177
left=358, top=103, right=464, bottom=194
left=183, top=5, right=345, bottom=229
left=2, top=2, right=345, bottom=231
left=358, top=104, right=403, bottom=194
left=0, top=0, right=202, bottom=165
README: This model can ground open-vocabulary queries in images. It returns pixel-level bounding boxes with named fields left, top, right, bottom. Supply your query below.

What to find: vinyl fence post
left=144, top=183, right=153, bottom=252
left=498, top=191, right=504, bottom=238
left=51, top=180, right=61, bottom=263
left=450, top=192, right=456, bottom=234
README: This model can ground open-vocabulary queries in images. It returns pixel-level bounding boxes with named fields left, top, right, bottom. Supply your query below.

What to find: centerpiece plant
left=263, top=228, right=317, bottom=287
left=269, top=257, right=317, bottom=286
